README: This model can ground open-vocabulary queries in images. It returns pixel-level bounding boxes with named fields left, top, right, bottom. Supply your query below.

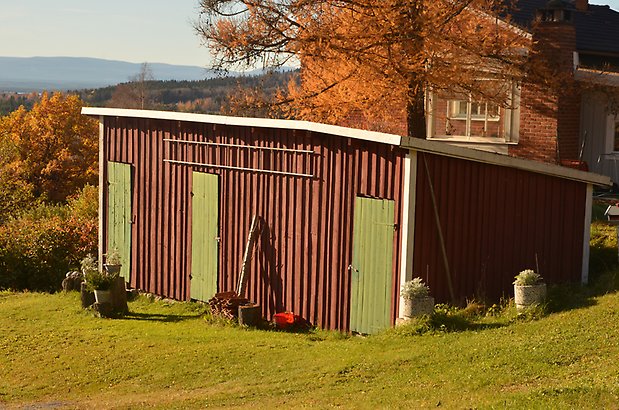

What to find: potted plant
left=513, top=269, right=546, bottom=309
left=401, top=277, right=435, bottom=318
left=80, top=254, right=97, bottom=276
left=104, top=248, right=122, bottom=275
left=82, top=256, right=118, bottom=304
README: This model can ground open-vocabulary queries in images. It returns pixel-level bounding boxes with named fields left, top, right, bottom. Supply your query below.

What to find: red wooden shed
left=83, top=107, right=611, bottom=333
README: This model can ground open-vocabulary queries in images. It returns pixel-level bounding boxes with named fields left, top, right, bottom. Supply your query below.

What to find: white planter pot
left=514, top=283, right=546, bottom=309
left=104, top=264, right=122, bottom=275
left=403, top=296, right=435, bottom=318
left=94, top=289, right=112, bottom=304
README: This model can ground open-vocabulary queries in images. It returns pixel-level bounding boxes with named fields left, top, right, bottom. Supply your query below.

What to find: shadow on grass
left=545, top=222, right=619, bottom=314
left=122, top=311, right=204, bottom=323
left=546, top=270, right=618, bottom=314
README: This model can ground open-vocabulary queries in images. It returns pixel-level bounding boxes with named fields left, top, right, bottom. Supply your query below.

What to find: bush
left=0, top=185, right=97, bottom=292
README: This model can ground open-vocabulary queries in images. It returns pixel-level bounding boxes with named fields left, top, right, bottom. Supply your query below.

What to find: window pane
left=458, top=101, right=467, bottom=116
left=471, top=102, right=482, bottom=117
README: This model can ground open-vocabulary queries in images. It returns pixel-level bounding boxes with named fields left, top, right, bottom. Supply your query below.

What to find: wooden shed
left=83, top=108, right=611, bottom=333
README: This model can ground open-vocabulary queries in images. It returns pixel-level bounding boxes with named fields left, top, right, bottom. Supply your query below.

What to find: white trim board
left=81, top=107, right=401, bottom=147
left=398, top=152, right=418, bottom=319
left=581, top=184, right=593, bottom=284
left=97, top=116, right=104, bottom=271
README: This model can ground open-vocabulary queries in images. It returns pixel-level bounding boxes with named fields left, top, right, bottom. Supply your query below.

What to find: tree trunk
left=407, top=78, right=427, bottom=139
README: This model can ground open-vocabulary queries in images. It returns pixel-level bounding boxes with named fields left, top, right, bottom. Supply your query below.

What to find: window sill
left=429, top=136, right=517, bottom=145
left=428, top=136, right=517, bottom=155
left=448, top=116, right=501, bottom=122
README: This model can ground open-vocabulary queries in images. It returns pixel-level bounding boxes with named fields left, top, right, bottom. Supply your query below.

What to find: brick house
left=431, top=0, right=619, bottom=172
left=349, top=0, right=619, bottom=183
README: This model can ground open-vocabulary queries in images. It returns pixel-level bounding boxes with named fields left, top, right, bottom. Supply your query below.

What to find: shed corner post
left=98, top=115, right=105, bottom=271
left=581, top=183, right=593, bottom=284
left=398, top=149, right=418, bottom=319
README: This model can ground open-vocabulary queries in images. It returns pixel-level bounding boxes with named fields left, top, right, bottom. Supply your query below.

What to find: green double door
left=191, top=172, right=219, bottom=301
left=350, top=197, right=395, bottom=334
left=107, top=162, right=132, bottom=281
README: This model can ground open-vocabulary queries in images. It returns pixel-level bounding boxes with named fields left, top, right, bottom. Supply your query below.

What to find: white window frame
left=426, top=82, right=521, bottom=143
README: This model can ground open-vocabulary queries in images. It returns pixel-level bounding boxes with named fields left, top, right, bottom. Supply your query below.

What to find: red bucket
left=273, top=312, right=298, bottom=329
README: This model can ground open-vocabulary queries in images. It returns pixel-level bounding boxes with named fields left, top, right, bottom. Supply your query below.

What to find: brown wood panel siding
left=102, top=117, right=404, bottom=330
left=413, top=152, right=586, bottom=304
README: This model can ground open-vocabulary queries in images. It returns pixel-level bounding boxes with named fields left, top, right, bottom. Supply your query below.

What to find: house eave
left=575, top=67, right=619, bottom=86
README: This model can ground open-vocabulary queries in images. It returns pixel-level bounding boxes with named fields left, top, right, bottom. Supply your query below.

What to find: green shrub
left=0, top=185, right=97, bottom=292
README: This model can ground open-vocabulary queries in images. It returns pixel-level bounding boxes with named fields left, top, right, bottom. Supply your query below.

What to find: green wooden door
left=350, top=197, right=395, bottom=334
left=107, top=162, right=132, bottom=282
left=191, top=172, right=219, bottom=301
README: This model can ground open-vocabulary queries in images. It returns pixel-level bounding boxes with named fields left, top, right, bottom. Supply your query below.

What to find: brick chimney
left=511, top=0, right=581, bottom=163
left=575, top=0, right=588, bottom=12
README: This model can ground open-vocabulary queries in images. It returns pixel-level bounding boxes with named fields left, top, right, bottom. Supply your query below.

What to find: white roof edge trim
left=401, top=136, right=613, bottom=187
left=81, top=107, right=401, bottom=146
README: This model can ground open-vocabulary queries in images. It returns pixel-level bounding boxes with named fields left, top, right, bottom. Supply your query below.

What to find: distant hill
left=76, top=70, right=297, bottom=117
left=0, top=57, right=220, bottom=92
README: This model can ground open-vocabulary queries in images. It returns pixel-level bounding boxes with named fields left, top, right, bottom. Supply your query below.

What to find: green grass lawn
left=1, top=221, right=619, bottom=409
left=1, top=287, right=619, bottom=409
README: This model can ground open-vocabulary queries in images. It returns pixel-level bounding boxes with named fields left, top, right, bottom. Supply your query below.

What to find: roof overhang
left=82, top=107, right=612, bottom=188
left=401, top=136, right=612, bottom=187
left=575, top=67, right=619, bottom=87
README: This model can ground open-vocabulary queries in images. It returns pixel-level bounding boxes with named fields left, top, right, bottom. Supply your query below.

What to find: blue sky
left=1, top=0, right=618, bottom=68
left=0, top=0, right=208, bottom=67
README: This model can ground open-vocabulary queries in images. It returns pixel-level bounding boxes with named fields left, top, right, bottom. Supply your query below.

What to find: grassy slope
left=1, top=289, right=619, bottom=409
left=1, top=221, right=619, bottom=409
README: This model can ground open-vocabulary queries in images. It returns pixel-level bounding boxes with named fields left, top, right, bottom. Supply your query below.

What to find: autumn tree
left=195, top=0, right=535, bottom=138
left=0, top=92, right=98, bottom=205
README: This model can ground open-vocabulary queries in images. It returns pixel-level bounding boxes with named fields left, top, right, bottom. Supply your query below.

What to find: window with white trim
left=427, top=82, right=521, bottom=142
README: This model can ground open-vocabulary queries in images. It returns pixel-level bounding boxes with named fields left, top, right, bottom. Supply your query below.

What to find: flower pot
left=514, top=283, right=546, bottom=309
left=94, top=289, right=112, bottom=304
left=104, top=264, right=122, bottom=275
left=403, top=296, right=435, bottom=318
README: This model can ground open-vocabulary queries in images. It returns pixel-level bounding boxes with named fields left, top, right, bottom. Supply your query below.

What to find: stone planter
left=403, top=296, right=435, bottom=318
left=514, top=283, right=546, bottom=309
left=94, top=289, right=112, bottom=304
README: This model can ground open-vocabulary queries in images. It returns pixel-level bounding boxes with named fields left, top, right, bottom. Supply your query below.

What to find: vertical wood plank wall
left=103, top=117, right=405, bottom=331
left=413, top=152, right=587, bottom=304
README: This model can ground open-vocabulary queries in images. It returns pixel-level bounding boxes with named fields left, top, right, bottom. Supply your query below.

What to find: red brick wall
left=509, top=19, right=580, bottom=163
left=510, top=82, right=559, bottom=162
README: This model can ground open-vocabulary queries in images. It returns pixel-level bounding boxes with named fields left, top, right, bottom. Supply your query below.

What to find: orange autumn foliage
left=0, top=92, right=98, bottom=203
left=197, top=0, right=541, bottom=137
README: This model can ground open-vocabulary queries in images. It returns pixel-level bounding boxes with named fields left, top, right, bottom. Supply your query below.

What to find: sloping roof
left=82, top=107, right=612, bottom=187
left=81, top=107, right=401, bottom=146
left=510, top=0, right=619, bottom=55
